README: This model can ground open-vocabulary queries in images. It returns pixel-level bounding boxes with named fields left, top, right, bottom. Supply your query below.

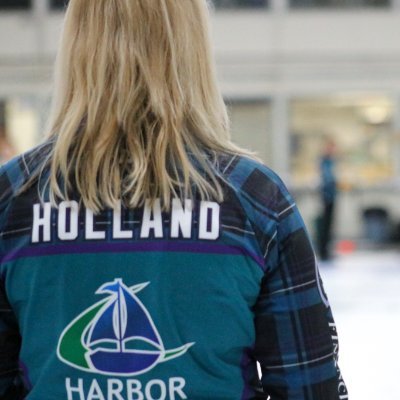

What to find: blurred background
left=0, top=0, right=399, bottom=398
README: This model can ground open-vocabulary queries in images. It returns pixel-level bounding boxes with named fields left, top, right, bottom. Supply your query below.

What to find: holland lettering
left=65, top=377, right=187, bottom=400
left=31, top=199, right=220, bottom=244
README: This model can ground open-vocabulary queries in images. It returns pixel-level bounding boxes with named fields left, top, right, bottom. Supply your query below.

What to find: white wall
left=212, top=10, right=400, bottom=96
left=2, top=9, right=400, bottom=95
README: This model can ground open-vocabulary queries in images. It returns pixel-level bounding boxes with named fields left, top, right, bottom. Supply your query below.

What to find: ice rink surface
left=319, top=249, right=400, bottom=400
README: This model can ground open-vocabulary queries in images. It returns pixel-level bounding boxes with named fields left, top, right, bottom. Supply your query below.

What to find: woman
left=0, top=1, right=347, bottom=399
left=318, top=139, right=337, bottom=261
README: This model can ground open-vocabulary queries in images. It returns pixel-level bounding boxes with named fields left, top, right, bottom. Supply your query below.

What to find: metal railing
left=290, top=0, right=390, bottom=8
left=0, top=0, right=393, bottom=11
left=0, top=0, right=67, bottom=10
left=212, top=0, right=390, bottom=9
left=212, top=0, right=269, bottom=8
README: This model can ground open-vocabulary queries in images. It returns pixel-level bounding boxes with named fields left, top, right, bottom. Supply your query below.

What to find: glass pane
left=290, top=0, right=390, bottom=8
left=0, top=0, right=31, bottom=9
left=0, top=101, right=14, bottom=165
left=290, top=94, right=394, bottom=188
left=0, top=97, right=44, bottom=165
left=213, top=0, right=268, bottom=9
left=227, top=100, right=272, bottom=164
left=49, top=0, right=68, bottom=10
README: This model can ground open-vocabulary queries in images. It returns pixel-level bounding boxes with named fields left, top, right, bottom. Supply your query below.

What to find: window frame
left=48, top=0, right=68, bottom=11
left=0, top=0, right=32, bottom=11
left=289, top=0, right=391, bottom=10
left=212, top=0, right=269, bottom=10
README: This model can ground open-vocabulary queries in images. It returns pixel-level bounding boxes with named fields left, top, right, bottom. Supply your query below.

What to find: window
left=226, top=100, right=273, bottom=164
left=290, top=94, right=395, bottom=188
left=290, top=0, right=390, bottom=8
left=213, top=0, right=268, bottom=9
left=50, top=0, right=68, bottom=10
left=0, top=0, right=31, bottom=10
left=0, top=97, right=45, bottom=165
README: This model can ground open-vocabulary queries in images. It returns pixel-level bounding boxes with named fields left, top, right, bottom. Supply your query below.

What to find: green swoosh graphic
left=58, top=299, right=108, bottom=370
left=161, top=343, right=195, bottom=362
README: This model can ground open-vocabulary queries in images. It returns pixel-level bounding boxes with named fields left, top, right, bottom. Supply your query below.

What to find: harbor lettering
left=65, top=377, right=187, bottom=400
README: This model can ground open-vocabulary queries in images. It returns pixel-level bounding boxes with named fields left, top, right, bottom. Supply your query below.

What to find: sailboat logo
left=57, top=279, right=194, bottom=376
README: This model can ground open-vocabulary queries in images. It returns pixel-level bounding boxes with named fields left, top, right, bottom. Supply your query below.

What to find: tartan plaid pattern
left=0, top=145, right=347, bottom=399
left=219, top=155, right=347, bottom=399
left=0, top=159, right=25, bottom=400
left=0, top=146, right=49, bottom=399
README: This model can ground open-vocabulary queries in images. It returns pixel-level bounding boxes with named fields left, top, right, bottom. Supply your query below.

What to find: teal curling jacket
left=0, top=143, right=347, bottom=399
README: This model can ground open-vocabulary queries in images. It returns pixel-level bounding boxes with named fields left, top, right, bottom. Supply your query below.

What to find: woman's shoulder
left=217, top=153, right=294, bottom=218
left=0, top=141, right=52, bottom=206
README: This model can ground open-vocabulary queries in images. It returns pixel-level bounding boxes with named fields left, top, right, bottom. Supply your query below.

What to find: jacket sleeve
left=0, top=163, right=27, bottom=399
left=0, top=279, right=26, bottom=400
left=253, top=192, right=347, bottom=399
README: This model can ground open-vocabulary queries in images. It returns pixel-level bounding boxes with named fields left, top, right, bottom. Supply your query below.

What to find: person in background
left=0, top=1, right=347, bottom=399
left=318, top=138, right=338, bottom=261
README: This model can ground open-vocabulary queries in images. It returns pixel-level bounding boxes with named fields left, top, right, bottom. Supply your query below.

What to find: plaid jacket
left=0, top=143, right=347, bottom=399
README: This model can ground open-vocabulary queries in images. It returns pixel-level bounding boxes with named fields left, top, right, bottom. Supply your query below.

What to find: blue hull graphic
left=89, top=350, right=160, bottom=374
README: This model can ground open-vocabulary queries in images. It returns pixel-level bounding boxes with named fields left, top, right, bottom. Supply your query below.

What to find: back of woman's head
left=47, top=0, right=244, bottom=211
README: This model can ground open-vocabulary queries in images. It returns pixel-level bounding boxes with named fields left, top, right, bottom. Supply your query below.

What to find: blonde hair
left=46, top=0, right=245, bottom=211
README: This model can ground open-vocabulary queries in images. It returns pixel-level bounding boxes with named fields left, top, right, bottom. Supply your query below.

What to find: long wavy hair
left=45, top=0, right=246, bottom=211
